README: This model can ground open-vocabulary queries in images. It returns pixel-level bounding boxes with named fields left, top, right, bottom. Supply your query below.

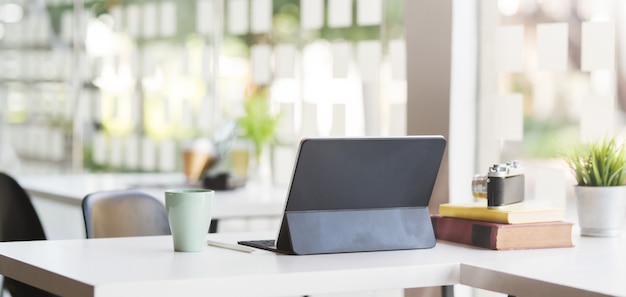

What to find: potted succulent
left=564, top=135, right=626, bottom=237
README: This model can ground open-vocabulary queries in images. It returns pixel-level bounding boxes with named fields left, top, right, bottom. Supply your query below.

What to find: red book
left=431, top=214, right=574, bottom=250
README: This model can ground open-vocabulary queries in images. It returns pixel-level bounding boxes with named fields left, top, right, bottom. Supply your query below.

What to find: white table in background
left=16, top=173, right=288, bottom=239
left=0, top=232, right=623, bottom=297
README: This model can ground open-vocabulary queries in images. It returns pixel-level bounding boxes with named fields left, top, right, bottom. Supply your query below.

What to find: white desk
left=461, top=233, right=626, bottom=297
left=0, top=232, right=459, bottom=297
left=0, top=232, right=623, bottom=297
left=17, top=173, right=288, bottom=239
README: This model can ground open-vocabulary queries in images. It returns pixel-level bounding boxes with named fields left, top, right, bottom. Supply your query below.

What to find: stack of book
left=432, top=202, right=574, bottom=250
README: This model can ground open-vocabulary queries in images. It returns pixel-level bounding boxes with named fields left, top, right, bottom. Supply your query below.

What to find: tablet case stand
left=276, top=207, right=435, bottom=255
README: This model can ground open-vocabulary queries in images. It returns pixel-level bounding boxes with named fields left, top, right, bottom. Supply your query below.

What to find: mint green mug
left=165, top=189, right=214, bottom=252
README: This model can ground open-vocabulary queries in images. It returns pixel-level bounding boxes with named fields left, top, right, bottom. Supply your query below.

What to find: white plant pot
left=575, top=186, right=626, bottom=237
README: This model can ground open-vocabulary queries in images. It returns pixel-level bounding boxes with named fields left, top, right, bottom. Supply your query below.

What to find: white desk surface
left=461, top=233, right=626, bottom=297
left=16, top=173, right=288, bottom=219
left=0, top=232, right=623, bottom=297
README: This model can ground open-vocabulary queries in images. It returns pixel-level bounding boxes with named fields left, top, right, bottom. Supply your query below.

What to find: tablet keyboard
left=238, top=239, right=276, bottom=250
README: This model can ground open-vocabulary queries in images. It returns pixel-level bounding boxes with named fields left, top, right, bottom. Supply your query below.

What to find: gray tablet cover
left=243, top=136, right=446, bottom=255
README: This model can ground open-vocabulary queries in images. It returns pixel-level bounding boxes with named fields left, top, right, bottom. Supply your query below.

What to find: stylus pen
left=207, top=240, right=259, bottom=253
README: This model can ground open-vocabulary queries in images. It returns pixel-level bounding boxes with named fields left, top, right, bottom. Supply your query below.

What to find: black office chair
left=0, top=172, right=57, bottom=297
left=82, top=189, right=171, bottom=238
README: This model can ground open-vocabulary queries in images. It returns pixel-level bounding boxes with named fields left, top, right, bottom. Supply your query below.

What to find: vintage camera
left=471, top=160, right=525, bottom=207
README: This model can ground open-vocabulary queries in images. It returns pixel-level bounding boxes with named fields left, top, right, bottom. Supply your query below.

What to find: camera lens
left=472, top=174, right=488, bottom=198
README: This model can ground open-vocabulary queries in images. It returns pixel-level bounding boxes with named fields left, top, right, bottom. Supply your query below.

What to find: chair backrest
left=0, top=172, right=46, bottom=242
left=0, top=172, right=56, bottom=297
left=82, top=189, right=171, bottom=238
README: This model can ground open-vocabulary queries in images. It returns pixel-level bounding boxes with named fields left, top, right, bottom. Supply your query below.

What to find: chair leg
left=209, top=219, right=219, bottom=233
left=441, top=285, right=454, bottom=297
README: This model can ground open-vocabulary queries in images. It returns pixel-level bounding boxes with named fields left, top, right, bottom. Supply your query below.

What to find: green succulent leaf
left=563, top=135, right=626, bottom=187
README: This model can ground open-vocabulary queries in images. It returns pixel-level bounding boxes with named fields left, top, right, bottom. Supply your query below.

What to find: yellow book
left=439, top=202, right=565, bottom=224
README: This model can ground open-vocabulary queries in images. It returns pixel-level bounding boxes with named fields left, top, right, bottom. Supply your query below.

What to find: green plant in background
left=236, top=86, right=281, bottom=162
left=563, top=135, right=626, bottom=187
